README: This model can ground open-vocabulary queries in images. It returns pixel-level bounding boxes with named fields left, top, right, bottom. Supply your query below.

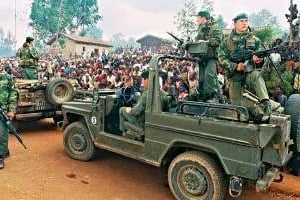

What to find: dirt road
left=0, top=119, right=299, bottom=200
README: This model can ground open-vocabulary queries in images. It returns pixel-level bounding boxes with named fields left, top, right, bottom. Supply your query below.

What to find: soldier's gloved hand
left=236, top=63, right=245, bottom=72
left=252, top=55, right=264, bottom=64
left=7, top=112, right=15, bottom=120
left=125, top=107, right=132, bottom=113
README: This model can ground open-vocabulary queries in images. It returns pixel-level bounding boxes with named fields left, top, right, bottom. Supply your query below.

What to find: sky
left=0, top=0, right=297, bottom=47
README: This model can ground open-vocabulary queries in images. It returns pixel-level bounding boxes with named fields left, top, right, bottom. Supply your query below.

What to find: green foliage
left=215, top=15, right=227, bottom=29
left=174, top=0, right=226, bottom=40
left=200, top=0, right=214, bottom=13
left=254, top=28, right=274, bottom=44
left=80, top=25, right=103, bottom=39
left=30, top=0, right=102, bottom=42
left=0, top=29, right=16, bottom=57
left=249, top=9, right=279, bottom=28
left=281, top=71, right=294, bottom=96
left=173, top=0, right=198, bottom=40
left=263, top=66, right=294, bottom=96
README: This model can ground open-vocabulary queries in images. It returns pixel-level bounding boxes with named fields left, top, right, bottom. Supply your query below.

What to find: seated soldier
left=119, top=70, right=150, bottom=132
left=119, top=70, right=175, bottom=133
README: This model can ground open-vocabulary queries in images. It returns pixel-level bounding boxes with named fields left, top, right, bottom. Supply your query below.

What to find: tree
left=110, top=33, right=127, bottom=50
left=215, top=14, right=227, bottom=29
left=110, top=33, right=140, bottom=51
left=0, top=28, right=16, bottom=57
left=174, top=0, right=226, bottom=40
left=30, top=0, right=102, bottom=42
left=200, top=0, right=214, bottom=13
left=254, top=28, right=274, bottom=44
left=80, top=25, right=103, bottom=39
left=249, top=9, right=279, bottom=28
left=173, top=0, right=198, bottom=40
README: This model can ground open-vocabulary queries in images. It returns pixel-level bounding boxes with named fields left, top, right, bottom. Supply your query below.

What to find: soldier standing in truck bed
left=194, top=10, right=222, bottom=102
left=18, top=36, right=39, bottom=80
left=217, top=13, right=271, bottom=120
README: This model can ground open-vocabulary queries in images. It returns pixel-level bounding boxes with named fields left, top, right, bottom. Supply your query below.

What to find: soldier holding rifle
left=0, top=60, right=17, bottom=169
left=217, top=13, right=271, bottom=120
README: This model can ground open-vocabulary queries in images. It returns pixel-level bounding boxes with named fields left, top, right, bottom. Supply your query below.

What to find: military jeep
left=61, top=52, right=296, bottom=199
left=15, top=77, right=75, bottom=123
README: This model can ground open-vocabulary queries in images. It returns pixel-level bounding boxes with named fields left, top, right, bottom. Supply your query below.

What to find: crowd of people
left=1, top=46, right=202, bottom=98
left=2, top=42, right=300, bottom=107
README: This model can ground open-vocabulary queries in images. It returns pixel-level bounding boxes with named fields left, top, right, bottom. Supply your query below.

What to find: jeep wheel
left=168, top=151, right=226, bottom=200
left=63, top=121, right=95, bottom=161
left=46, top=78, right=74, bottom=106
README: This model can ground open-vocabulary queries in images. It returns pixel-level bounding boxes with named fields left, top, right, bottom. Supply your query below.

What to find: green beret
left=233, top=13, right=248, bottom=22
left=26, top=36, right=34, bottom=42
left=197, top=11, right=210, bottom=18
left=140, top=70, right=149, bottom=79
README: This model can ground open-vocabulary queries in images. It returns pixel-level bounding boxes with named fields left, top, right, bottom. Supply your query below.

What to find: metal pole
left=290, top=0, right=293, bottom=45
left=14, top=0, right=17, bottom=50
left=56, top=0, right=63, bottom=52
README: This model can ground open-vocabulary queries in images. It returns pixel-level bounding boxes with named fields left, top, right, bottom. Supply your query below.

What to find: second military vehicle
left=15, top=77, right=75, bottom=123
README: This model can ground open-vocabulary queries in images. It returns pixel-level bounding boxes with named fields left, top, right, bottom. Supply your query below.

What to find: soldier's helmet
left=195, top=10, right=210, bottom=19
left=26, top=36, right=34, bottom=43
left=233, top=13, right=248, bottom=22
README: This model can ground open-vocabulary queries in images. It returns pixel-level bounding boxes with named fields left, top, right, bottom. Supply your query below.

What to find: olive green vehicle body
left=62, top=54, right=292, bottom=192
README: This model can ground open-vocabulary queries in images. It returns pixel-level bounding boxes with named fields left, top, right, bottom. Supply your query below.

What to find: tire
left=284, top=94, right=300, bottom=152
left=46, top=78, right=74, bottom=106
left=63, top=121, right=95, bottom=161
left=168, top=151, right=226, bottom=200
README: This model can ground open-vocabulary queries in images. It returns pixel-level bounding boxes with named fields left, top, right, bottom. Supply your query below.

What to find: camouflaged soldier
left=19, top=36, right=39, bottom=80
left=194, top=10, right=222, bottom=102
left=217, top=13, right=271, bottom=120
left=0, top=60, right=17, bottom=169
left=119, top=70, right=149, bottom=132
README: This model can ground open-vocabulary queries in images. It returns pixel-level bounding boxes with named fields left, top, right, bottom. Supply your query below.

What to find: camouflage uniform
left=119, top=90, right=147, bottom=132
left=0, top=71, right=17, bottom=158
left=218, top=30, right=269, bottom=106
left=19, top=42, right=39, bottom=80
left=195, top=21, right=222, bottom=101
left=119, top=88, right=173, bottom=132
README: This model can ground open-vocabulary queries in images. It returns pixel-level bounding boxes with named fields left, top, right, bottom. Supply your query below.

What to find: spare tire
left=46, top=78, right=74, bottom=106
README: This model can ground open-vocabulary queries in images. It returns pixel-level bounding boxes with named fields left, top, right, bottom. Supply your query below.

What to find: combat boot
left=262, top=99, right=272, bottom=115
left=261, top=99, right=272, bottom=122
left=0, top=157, right=5, bottom=169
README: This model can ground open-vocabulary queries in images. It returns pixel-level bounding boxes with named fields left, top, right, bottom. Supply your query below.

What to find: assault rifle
left=230, top=46, right=289, bottom=82
left=0, top=109, right=27, bottom=149
left=229, top=47, right=285, bottom=64
left=167, top=32, right=184, bottom=46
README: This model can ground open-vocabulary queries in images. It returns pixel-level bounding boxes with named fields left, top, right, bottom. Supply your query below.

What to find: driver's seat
left=123, top=121, right=144, bottom=141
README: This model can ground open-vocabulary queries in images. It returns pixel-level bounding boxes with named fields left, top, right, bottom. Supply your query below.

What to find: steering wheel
left=120, top=86, right=137, bottom=106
